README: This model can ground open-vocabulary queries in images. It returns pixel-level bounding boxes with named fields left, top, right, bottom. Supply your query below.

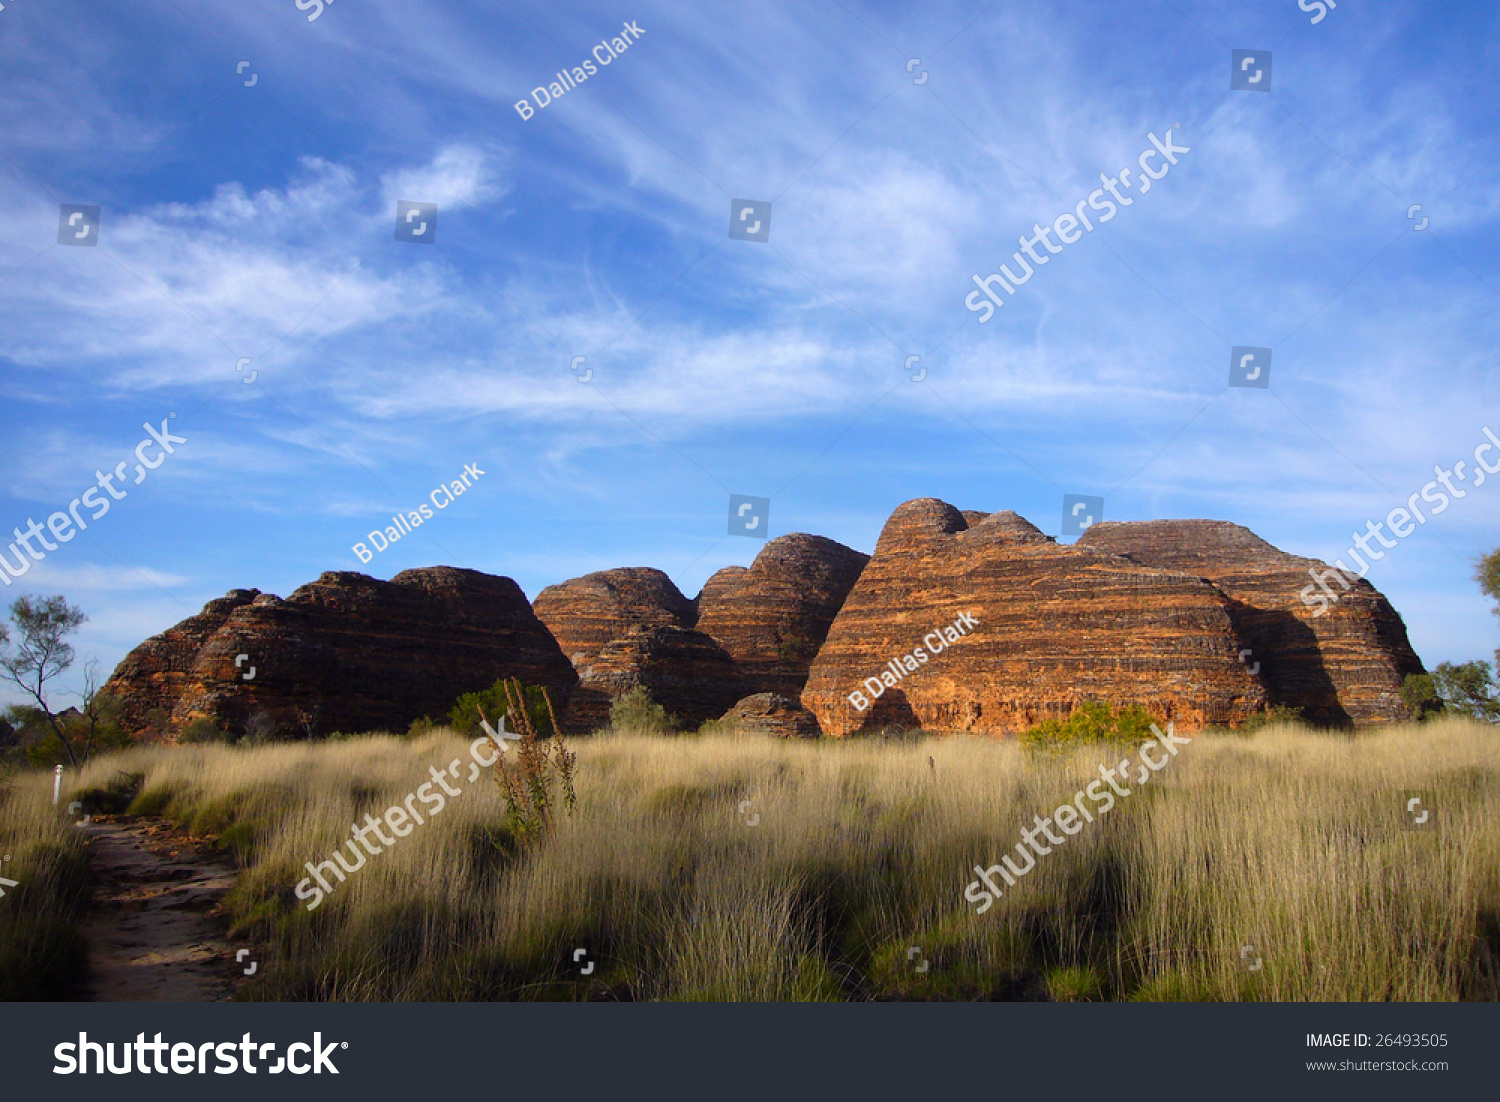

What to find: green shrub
left=1404, top=662, right=1500, bottom=723
left=609, top=687, right=676, bottom=735
left=1019, top=701, right=1160, bottom=746
left=178, top=717, right=233, bottom=744
left=776, top=634, right=818, bottom=664
left=449, top=680, right=553, bottom=738
left=1239, top=704, right=1304, bottom=734
left=21, top=720, right=133, bottom=769
left=73, top=771, right=144, bottom=814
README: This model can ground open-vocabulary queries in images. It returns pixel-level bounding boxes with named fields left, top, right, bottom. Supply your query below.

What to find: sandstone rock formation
left=692, top=566, right=748, bottom=621
left=802, top=500, right=1425, bottom=736
left=695, top=534, right=869, bottom=697
left=533, top=568, right=695, bottom=669
left=101, top=502, right=1428, bottom=744
left=563, top=625, right=742, bottom=732
left=102, top=568, right=575, bottom=738
left=1077, top=520, right=1422, bottom=725
left=802, top=500, right=1276, bottom=736
left=101, top=589, right=262, bottom=734
left=531, top=567, right=740, bottom=730
left=721, top=692, right=822, bottom=738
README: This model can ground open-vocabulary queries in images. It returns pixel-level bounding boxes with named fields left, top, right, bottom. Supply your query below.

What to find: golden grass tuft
left=0, top=767, right=92, bottom=998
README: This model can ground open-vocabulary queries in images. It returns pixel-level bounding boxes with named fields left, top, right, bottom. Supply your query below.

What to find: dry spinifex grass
left=24, top=717, right=1500, bottom=1002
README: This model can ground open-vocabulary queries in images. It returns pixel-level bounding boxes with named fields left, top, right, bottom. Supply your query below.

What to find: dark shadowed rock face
left=563, top=625, right=742, bottom=733
left=100, top=589, right=262, bottom=734
left=1077, top=520, right=1423, bottom=725
left=723, top=693, right=822, bottom=738
left=102, top=568, right=576, bottom=738
left=695, top=534, right=869, bottom=697
left=533, top=568, right=695, bottom=671
left=802, top=500, right=1270, bottom=737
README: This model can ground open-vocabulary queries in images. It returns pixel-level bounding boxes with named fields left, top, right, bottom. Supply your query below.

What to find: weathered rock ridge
left=561, top=625, right=743, bottom=732
left=102, top=589, right=262, bottom=734
left=695, top=534, right=870, bottom=697
left=533, top=568, right=695, bottom=670
left=1077, top=520, right=1422, bottom=725
left=100, top=501, right=1426, bottom=742
left=531, top=567, right=740, bottom=730
left=102, top=568, right=575, bottom=738
left=800, top=499, right=1423, bottom=736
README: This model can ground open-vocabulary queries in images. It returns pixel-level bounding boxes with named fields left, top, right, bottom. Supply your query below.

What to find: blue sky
left=1, top=0, right=1496, bottom=707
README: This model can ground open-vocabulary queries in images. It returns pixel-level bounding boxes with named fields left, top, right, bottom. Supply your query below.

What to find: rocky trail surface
left=78, top=817, right=246, bottom=1001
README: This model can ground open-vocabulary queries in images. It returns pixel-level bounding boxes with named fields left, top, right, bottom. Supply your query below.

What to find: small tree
left=1438, top=661, right=1498, bottom=722
left=1401, top=672, right=1445, bottom=721
left=1404, top=663, right=1500, bottom=723
left=0, top=596, right=91, bottom=769
left=1477, top=547, right=1500, bottom=608
left=1479, top=547, right=1500, bottom=669
left=1404, top=548, right=1500, bottom=723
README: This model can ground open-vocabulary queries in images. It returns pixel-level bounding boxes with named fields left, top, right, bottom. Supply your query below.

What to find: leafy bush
left=1401, top=673, right=1445, bottom=721
left=178, top=717, right=234, bottom=744
left=20, top=708, right=132, bottom=767
left=449, top=679, right=553, bottom=738
left=609, top=686, right=676, bottom=735
left=776, top=633, right=818, bottom=664
left=74, top=771, right=144, bottom=815
left=1019, top=700, right=1160, bottom=746
left=1239, top=704, right=1304, bottom=734
left=1403, top=663, right=1499, bottom=723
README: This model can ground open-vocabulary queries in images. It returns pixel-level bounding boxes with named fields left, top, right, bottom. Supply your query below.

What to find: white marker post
left=52, top=764, right=63, bottom=806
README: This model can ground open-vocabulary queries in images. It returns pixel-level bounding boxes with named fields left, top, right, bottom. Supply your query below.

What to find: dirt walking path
left=78, top=818, right=246, bottom=1001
